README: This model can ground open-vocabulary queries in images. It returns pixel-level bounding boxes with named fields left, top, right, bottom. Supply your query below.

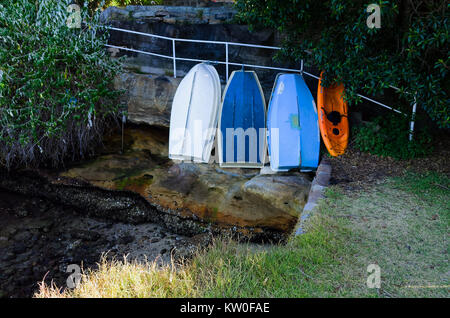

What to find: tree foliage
left=0, top=0, right=122, bottom=169
left=235, top=0, right=449, bottom=128
left=352, top=114, right=432, bottom=159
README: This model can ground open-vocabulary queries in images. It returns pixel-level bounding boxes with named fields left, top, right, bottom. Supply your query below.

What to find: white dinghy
left=169, top=63, right=221, bottom=163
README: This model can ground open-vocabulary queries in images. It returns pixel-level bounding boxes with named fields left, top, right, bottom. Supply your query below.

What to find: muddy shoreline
left=0, top=124, right=306, bottom=298
left=0, top=169, right=286, bottom=298
left=0, top=169, right=287, bottom=242
left=0, top=186, right=202, bottom=298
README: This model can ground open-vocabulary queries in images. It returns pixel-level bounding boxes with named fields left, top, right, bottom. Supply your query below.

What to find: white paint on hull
left=169, top=63, right=221, bottom=163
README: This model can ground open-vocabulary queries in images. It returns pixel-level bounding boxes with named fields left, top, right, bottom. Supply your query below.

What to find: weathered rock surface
left=101, top=5, right=236, bottom=25
left=102, top=5, right=294, bottom=82
left=0, top=126, right=311, bottom=242
left=115, top=73, right=181, bottom=127
left=107, top=5, right=316, bottom=128
left=163, top=0, right=235, bottom=8
left=57, top=127, right=311, bottom=238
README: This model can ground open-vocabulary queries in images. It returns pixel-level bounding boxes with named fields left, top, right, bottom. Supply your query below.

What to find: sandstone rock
left=103, top=5, right=284, bottom=82
left=114, top=73, right=181, bottom=128
left=99, top=7, right=129, bottom=23
left=163, top=17, right=177, bottom=24
left=1, top=125, right=311, bottom=242
left=58, top=128, right=312, bottom=236
left=102, top=126, right=169, bottom=157
left=101, top=5, right=236, bottom=24
left=243, top=174, right=311, bottom=217
left=0, top=185, right=194, bottom=297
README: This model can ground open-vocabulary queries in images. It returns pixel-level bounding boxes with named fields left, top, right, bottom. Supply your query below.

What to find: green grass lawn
left=36, top=172, right=449, bottom=298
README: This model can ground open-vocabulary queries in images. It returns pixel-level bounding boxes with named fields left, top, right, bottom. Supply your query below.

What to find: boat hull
left=267, top=74, right=320, bottom=171
left=169, top=63, right=221, bottom=163
left=317, top=72, right=349, bottom=157
left=218, top=71, right=266, bottom=168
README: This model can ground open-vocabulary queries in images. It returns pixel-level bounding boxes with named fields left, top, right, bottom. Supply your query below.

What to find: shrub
left=352, top=114, right=433, bottom=159
left=234, top=0, right=449, bottom=129
left=0, top=0, right=122, bottom=169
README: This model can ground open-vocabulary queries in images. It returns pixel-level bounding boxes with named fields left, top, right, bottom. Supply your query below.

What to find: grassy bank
left=35, top=172, right=449, bottom=298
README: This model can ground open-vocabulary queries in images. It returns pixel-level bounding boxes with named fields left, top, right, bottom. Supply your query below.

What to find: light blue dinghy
left=218, top=70, right=266, bottom=168
left=267, top=74, right=320, bottom=172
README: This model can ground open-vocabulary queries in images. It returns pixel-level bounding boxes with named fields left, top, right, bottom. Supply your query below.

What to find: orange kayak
left=317, top=72, right=349, bottom=156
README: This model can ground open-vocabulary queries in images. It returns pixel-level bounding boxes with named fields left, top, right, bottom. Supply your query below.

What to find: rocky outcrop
left=114, top=73, right=181, bottom=127
left=53, top=127, right=311, bottom=241
left=163, top=0, right=235, bottom=7
left=101, top=5, right=235, bottom=25
left=0, top=127, right=311, bottom=242
left=102, top=5, right=293, bottom=80
left=155, top=163, right=310, bottom=231
left=106, top=5, right=307, bottom=127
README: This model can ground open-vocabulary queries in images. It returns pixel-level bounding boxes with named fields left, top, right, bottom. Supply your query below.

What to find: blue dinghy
left=267, top=74, right=320, bottom=172
left=218, top=71, right=266, bottom=168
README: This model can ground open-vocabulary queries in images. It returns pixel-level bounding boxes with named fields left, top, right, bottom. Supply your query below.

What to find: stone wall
left=104, top=5, right=319, bottom=128
left=163, top=0, right=234, bottom=7
left=164, top=0, right=209, bottom=6
left=114, top=72, right=182, bottom=127
left=101, top=5, right=236, bottom=25
left=101, top=5, right=301, bottom=84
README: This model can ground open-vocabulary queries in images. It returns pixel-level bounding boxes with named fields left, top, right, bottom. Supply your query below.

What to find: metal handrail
left=106, top=26, right=281, bottom=50
left=105, top=26, right=417, bottom=140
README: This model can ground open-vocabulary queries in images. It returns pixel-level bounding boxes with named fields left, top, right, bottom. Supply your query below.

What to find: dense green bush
left=352, top=115, right=433, bottom=159
left=235, top=0, right=449, bottom=129
left=0, top=0, right=122, bottom=169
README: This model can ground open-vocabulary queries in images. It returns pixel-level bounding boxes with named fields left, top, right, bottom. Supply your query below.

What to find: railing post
left=409, top=95, right=417, bottom=141
left=172, top=39, right=177, bottom=78
left=225, top=43, right=229, bottom=83
left=300, top=59, right=304, bottom=75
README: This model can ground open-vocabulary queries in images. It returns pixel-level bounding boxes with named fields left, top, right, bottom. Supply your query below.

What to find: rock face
left=163, top=0, right=234, bottom=7
left=155, top=163, right=310, bottom=231
left=101, top=5, right=236, bottom=25
left=114, top=73, right=181, bottom=127
left=102, top=5, right=294, bottom=81
left=56, top=127, right=312, bottom=240
left=0, top=126, right=311, bottom=242
left=107, top=5, right=312, bottom=128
